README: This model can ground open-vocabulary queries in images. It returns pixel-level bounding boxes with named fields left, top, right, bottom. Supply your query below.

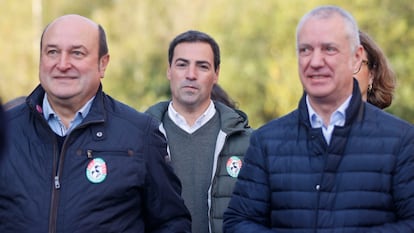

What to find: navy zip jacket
left=0, top=84, right=191, bottom=233
left=0, top=103, right=5, bottom=154
left=224, top=80, right=414, bottom=232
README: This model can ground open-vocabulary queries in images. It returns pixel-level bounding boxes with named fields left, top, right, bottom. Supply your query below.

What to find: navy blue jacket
left=0, top=103, right=5, bottom=154
left=0, top=85, right=191, bottom=233
left=224, top=81, right=414, bottom=233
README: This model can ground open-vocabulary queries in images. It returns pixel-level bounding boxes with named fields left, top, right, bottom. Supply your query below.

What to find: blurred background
left=1, top=0, right=413, bottom=128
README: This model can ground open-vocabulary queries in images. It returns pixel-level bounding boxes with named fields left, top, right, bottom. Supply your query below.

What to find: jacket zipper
left=46, top=120, right=104, bottom=233
left=48, top=137, right=61, bottom=233
left=32, top=105, right=62, bottom=233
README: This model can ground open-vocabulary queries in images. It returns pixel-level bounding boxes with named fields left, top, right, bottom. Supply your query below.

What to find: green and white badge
left=86, top=158, right=107, bottom=184
left=226, top=156, right=242, bottom=178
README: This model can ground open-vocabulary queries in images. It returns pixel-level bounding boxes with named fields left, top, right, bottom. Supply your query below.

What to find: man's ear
left=167, top=67, right=171, bottom=81
left=353, top=45, right=364, bottom=72
left=99, top=54, right=110, bottom=78
left=214, top=66, right=220, bottom=84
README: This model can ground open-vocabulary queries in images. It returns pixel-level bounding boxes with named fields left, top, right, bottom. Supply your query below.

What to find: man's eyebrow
left=44, top=44, right=58, bottom=49
left=174, top=58, right=212, bottom=67
left=174, top=58, right=189, bottom=63
left=195, top=60, right=211, bottom=66
left=320, top=42, right=338, bottom=47
left=44, top=44, right=87, bottom=50
left=71, top=45, right=87, bottom=50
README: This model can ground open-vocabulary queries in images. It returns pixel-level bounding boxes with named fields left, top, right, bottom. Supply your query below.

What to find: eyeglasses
left=361, top=60, right=370, bottom=66
left=354, top=60, right=370, bottom=74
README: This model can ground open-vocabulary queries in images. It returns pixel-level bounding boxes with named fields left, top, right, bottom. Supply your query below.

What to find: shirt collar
left=42, top=93, right=94, bottom=120
left=306, top=95, right=351, bottom=128
left=168, top=100, right=216, bottom=134
left=42, top=93, right=95, bottom=136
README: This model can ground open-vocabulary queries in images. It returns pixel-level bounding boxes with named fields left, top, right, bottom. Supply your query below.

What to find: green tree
left=2, top=0, right=414, bottom=128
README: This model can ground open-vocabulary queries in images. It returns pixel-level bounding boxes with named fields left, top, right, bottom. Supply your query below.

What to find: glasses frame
left=355, top=59, right=370, bottom=74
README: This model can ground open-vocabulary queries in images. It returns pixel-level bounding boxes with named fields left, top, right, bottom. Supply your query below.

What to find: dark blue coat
left=0, top=103, right=5, bottom=154
left=0, top=85, right=191, bottom=233
left=224, top=81, right=414, bottom=233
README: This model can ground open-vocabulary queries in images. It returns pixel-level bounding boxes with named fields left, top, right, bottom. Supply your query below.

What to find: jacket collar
left=27, top=84, right=106, bottom=125
left=299, top=78, right=365, bottom=127
left=146, top=100, right=251, bottom=134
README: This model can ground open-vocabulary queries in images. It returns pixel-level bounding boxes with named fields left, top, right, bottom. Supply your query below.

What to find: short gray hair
left=296, top=5, right=360, bottom=53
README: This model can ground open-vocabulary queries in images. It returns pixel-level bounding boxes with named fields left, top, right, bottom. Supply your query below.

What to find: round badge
left=226, top=156, right=242, bottom=178
left=86, top=158, right=107, bottom=184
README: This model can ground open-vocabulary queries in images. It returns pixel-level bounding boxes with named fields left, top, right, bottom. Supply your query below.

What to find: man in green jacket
left=146, top=30, right=252, bottom=233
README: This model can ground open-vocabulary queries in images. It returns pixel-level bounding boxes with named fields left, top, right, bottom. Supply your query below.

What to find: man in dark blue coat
left=224, top=5, right=414, bottom=233
left=0, top=14, right=191, bottom=233
left=0, top=103, right=5, bottom=154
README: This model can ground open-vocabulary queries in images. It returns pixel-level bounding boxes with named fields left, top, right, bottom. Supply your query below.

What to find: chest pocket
left=59, top=148, right=147, bottom=231
left=64, top=148, right=147, bottom=199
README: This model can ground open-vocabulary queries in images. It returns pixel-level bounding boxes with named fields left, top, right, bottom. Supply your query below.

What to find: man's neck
left=171, top=100, right=212, bottom=127
left=308, top=95, right=350, bottom=126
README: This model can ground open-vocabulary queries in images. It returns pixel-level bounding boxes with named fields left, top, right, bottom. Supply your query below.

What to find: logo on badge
left=226, top=156, right=242, bottom=178
left=86, top=158, right=107, bottom=184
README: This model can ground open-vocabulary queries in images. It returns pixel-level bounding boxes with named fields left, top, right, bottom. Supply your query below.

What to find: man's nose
left=56, top=53, right=72, bottom=70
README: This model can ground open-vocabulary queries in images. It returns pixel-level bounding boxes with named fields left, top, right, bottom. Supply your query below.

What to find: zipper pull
left=87, top=149, right=93, bottom=159
left=54, top=176, right=61, bottom=189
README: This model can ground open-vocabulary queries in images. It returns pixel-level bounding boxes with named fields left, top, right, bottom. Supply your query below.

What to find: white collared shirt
left=43, top=93, right=94, bottom=136
left=307, top=95, right=351, bottom=144
left=168, top=100, right=216, bottom=134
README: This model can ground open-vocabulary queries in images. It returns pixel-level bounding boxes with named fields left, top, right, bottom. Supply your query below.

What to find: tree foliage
left=1, top=0, right=413, bottom=128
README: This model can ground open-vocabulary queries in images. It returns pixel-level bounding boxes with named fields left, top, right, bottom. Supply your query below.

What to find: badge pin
left=86, top=158, right=107, bottom=184
left=226, top=156, right=242, bottom=178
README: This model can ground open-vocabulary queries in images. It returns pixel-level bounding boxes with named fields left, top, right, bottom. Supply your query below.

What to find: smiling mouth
left=308, top=75, right=329, bottom=79
left=183, top=85, right=197, bottom=90
left=54, top=75, right=78, bottom=80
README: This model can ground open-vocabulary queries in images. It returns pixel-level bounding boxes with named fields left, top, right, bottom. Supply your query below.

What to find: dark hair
left=359, top=30, right=396, bottom=109
left=211, top=84, right=237, bottom=109
left=40, top=22, right=108, bottom=60
left=168, top=30, right=220, bottom=72
left=98, top=24, right=108, bottom=59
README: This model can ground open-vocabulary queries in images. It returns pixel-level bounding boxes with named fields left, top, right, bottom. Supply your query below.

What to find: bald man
left=0, top=15, right=191, bottom=233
